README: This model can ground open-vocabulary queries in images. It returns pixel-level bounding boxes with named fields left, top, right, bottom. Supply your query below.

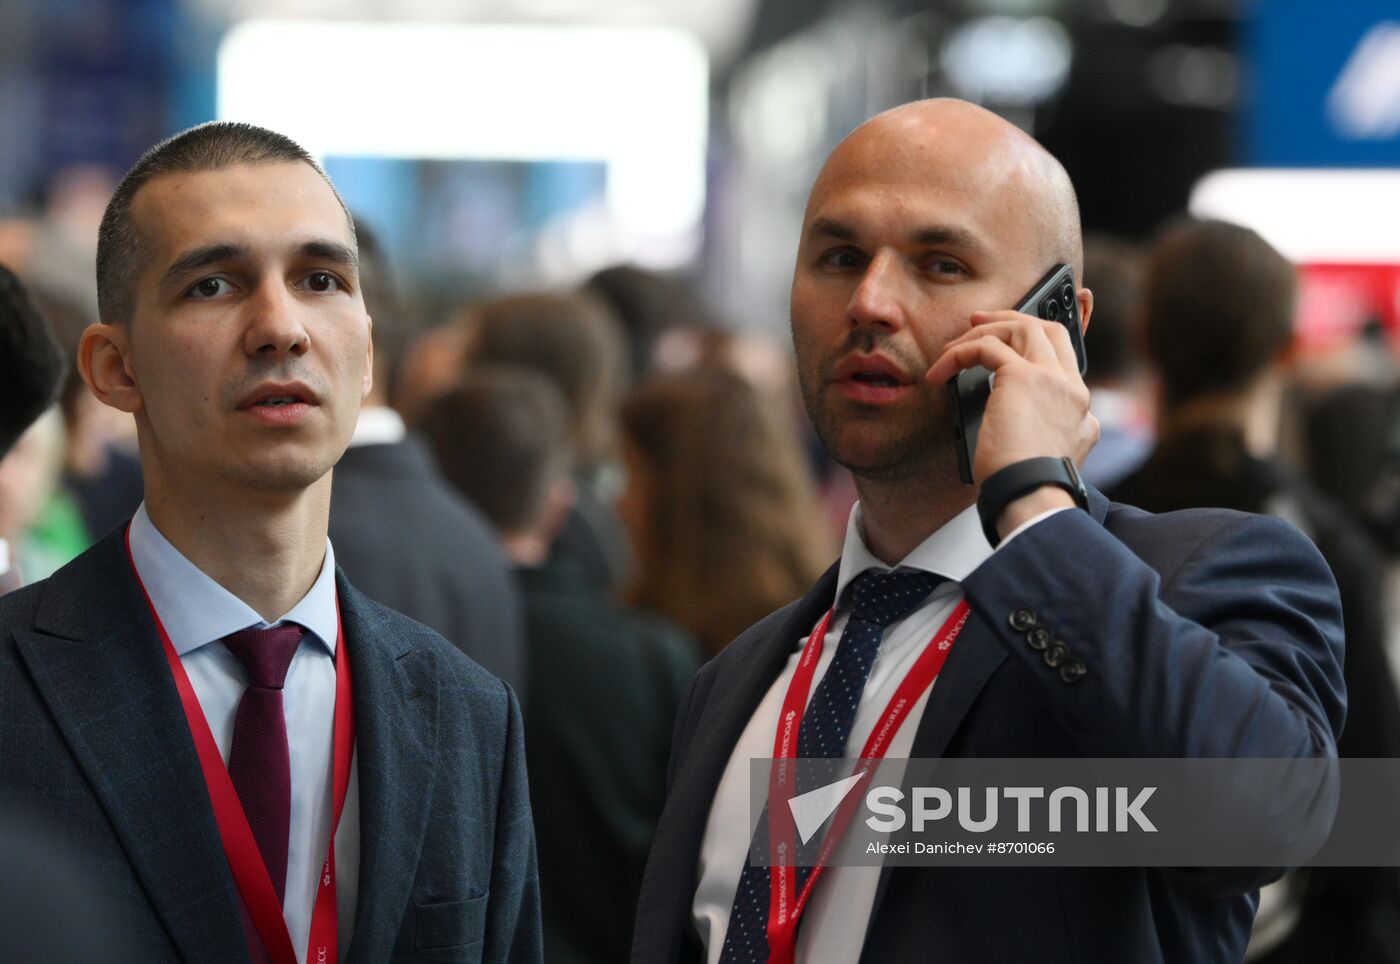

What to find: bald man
left=630, top=100, right=1344, bottom=963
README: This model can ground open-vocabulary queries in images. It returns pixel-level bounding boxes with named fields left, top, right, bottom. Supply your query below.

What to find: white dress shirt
left=347, top=405, right=407, bottom=449
left=692, top=501, right=1065, bottom=963
left=128, top=504, right=359, bottom=962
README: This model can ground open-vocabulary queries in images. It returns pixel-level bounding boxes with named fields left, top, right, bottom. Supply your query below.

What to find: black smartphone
left=947, top=264, right=1088, bottom=485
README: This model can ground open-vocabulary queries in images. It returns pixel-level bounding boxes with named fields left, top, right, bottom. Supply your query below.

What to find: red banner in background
left=1297, top=263, right=1400, bottom=352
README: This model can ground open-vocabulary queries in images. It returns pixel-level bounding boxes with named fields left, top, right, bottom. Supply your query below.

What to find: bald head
left=808, top=98, right=1083, bottom=282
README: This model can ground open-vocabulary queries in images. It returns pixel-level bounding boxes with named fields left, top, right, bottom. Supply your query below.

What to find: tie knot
left=223, top=624, right=305, bottom=690
left=849, top=568, right=941, bottom=627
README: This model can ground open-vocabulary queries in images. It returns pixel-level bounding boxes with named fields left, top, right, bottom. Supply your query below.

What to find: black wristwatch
left=977, top=456, right=1089, bottom=548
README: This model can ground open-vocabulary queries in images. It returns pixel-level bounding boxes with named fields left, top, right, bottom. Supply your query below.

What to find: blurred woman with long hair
left=618, top=365, right=834, bottom=657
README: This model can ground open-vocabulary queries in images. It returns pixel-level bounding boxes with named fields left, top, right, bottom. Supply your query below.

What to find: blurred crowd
left=6, top=192, right=1400, bottom=961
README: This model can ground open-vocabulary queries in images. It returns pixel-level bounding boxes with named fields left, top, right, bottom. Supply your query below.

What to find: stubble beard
left=797, top=350, right=960, bottom=490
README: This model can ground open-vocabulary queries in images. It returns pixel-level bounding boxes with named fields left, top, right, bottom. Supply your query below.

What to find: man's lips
left=235, top=382, right=320, bottom=410
left=830, top=353, right=916, bottom=403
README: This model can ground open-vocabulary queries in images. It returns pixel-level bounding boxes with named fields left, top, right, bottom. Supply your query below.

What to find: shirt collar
left=347, top=405, right=406, bottom=448
left=833, top=501, right=993, bottom=608
left=127, top=503, right=339, bottom=657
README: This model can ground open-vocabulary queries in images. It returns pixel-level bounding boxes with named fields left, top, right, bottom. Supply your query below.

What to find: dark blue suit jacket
left=631, top=489, right=1346, bottom=964
left=0, top=526, right=542, bottom=963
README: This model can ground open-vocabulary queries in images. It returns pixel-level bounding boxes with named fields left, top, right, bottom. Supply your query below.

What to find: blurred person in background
left=465, top=290, right=633, bottom=593
left=1078, top=234, right=1153, bottom=490
left=1109, top=218, right=1400, bottom=963
left=32, top=285, right=144, bottom=543
left=2, top=285, right=141, bottom=581
left=618, top=365, right=834, bottom=658
left=328, top=218, right=527, bottom=698
left=0, top=408, right=82, bottom=582
left=585, top=263, right=722, bottom=382
left=0, top=122, right=540, bottom=962
left=0, top=262, right=126, bottom=961
left=393, top=315, right=473, bottom=426
left=420, top=366, right=699, bottom=964
left=1305, top=384, right=1400, bottom=563
left=0, top=263, right=64, bottom=591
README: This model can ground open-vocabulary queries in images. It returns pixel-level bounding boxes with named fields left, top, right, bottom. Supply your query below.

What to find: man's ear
left=1077, top=286, right=1094, bottom=336
left=78, top=323, right=143, bottom=415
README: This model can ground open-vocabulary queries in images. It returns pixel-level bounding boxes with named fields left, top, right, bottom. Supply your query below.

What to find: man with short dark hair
left=632, top=99, right=1344, bottom=963
left=420, top=368, right=700, bottom=964
left=0, top=121, right=540, bottom=963
left=466, top=292, right=633, bottom=593
left=0, top=263, right=65, bottom=595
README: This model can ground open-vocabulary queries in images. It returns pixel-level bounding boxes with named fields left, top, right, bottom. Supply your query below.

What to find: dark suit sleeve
left=963, top=510, right=1345, bottom=895
left=484, top=682, right=543, bottom=964
left=961, top=508, right=1345, bottom=760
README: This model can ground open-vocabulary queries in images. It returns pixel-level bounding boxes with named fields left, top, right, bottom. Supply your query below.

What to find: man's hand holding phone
left=924, top=267, right=1098, bottom=537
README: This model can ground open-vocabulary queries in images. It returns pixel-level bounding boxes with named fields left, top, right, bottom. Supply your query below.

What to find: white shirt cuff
left=994, top=505, right=1075, bottom=550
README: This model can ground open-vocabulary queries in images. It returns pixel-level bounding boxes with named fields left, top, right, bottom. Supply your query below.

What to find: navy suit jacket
left=0, top=526, right=541, bottom=963
left=631, top=489, right=1346, bottom=964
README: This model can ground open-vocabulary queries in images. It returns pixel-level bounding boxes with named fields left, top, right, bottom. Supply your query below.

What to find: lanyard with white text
left=125, top=527, right=355, bottom=964
left=764, top=597, right=971, bottom=964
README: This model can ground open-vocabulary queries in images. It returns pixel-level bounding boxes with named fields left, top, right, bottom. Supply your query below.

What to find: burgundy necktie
left=222, top=624, right=305, bottom=904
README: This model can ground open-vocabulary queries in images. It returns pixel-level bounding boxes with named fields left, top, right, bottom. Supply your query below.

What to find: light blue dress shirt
left=127, top=504, right=359, bottom=961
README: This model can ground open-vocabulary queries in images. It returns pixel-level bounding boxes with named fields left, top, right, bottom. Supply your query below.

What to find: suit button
left=1026, top=627, right=1052, bottom=651
left=1009, top=608, right=1037, bottom=632
left=1060, top=660, right=1088, bottom=684
left=1044, top=642, right=1071, bottom=668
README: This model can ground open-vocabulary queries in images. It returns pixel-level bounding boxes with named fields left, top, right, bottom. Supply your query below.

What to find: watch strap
left=977, top=456, right=1088, bottom=548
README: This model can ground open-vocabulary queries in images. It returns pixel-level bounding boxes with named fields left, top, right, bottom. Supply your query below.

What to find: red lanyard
left=125, top=529, right=355, bottom=964
left=764, top=596, right=971, bottom=964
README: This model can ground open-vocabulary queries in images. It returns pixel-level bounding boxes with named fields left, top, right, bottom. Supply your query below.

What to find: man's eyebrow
left=300, top=239, right=359, bottom=270
left=159, top=243, right=249, bottom=291
left=806, top=218, right=987, bottom=254
left=806, top=217, right=858, bottom=243
left=911, top=224, right=985, bottom=253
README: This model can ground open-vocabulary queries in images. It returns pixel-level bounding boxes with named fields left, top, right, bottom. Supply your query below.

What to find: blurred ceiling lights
left=1190, top=169, right=1400, bottom=263
left=942, top=16, right=1073, bottom=107
left=189, top=0, right=755, bottom=65
left=217, top=19, right=709, bottom=267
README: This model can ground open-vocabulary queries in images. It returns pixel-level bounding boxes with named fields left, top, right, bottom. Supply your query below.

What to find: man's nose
left=243, top=282, right=311, bottom=357
left=846, top=252, right=908, bottom=333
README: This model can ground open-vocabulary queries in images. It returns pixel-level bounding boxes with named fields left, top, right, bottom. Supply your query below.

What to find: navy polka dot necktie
left=719, top=568, right=942, bottom=963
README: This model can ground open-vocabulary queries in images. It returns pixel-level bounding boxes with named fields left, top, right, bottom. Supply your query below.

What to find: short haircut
left=96, top=121, right=353, bottom=327
left=1142, top=219, right=1296, bottom=406
left=0, top=264, right=66, bottom=458
left=466, top=292, right=627, bottom=471
left=418, top=366, right=572, bottom=536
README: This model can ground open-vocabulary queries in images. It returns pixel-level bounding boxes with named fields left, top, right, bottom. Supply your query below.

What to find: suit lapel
left=862, top=488, right=1113, bottom=948
left=339, top=576, right=438, bottom=964
left=13, top=529, right=247, bottom=963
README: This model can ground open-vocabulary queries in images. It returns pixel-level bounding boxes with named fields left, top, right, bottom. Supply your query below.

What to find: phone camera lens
left=1043, top=299, right=1060, bottom=321
left=1060, top=283, right=1075, bottom=310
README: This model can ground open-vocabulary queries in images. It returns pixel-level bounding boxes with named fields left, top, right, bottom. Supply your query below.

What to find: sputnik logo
left=787, top=773, right=866, bottom=845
